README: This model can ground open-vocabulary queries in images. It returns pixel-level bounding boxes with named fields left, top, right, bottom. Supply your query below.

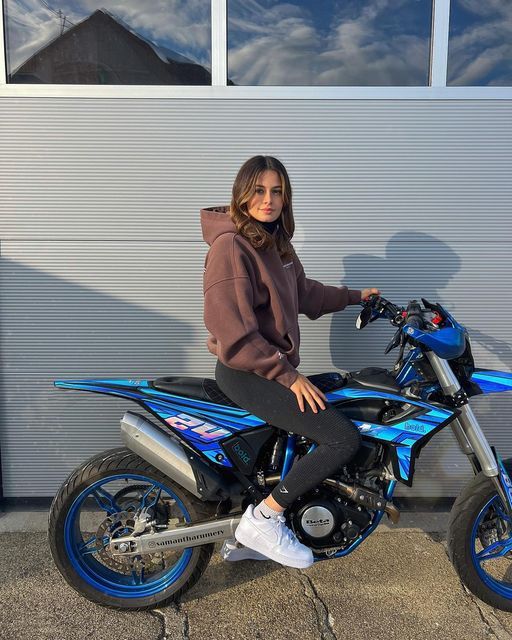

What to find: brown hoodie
left=201, top=205, right=361, bottom=388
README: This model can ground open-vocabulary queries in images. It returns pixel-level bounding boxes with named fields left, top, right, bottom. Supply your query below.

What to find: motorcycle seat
left=346, top=367, right=400, bottom=394
left=151, top=376, right=241, bottom=407
left=151, top=371, right=348, bottom=408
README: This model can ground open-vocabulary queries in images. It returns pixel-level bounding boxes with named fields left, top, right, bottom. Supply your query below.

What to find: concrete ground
left=1, top=509, right=512, bottom=640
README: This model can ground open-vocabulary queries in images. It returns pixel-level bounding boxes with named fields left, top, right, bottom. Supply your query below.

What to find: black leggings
left=215, top=360, right=362, bottom=509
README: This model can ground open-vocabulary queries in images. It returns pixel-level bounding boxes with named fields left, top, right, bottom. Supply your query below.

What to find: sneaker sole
left=234, top=524, right=314, bottom=569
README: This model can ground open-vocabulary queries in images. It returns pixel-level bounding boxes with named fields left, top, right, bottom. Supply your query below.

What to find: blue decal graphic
left=350, top=403, right=453, bottom=482
left=54, top=378, right=266, bottom=468
left=54, top=377, right=456, bottom=480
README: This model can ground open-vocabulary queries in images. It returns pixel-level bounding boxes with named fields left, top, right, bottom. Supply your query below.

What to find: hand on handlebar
left=361, top=288, right=381, bottom=301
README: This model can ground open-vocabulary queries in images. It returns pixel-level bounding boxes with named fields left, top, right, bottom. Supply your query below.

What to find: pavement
left=1, top=509, right=512, bottom=640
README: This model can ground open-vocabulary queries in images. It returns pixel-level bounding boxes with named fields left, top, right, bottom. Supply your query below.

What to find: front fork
left=426, top=352, right=512, bottom=518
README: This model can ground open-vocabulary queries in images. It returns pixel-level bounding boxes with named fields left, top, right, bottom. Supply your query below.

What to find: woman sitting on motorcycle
left=201, top=154, right=380, bottom=568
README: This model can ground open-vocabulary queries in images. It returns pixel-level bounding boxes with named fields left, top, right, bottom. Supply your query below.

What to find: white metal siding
left=1, top=97, right=511, bottom=497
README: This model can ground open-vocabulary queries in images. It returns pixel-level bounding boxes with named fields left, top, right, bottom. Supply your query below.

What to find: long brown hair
left=230, top=155, right=295, bottom=260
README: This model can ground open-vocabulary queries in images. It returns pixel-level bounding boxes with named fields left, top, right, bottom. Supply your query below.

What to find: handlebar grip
left=404, top=300, right=423, bottom=330
left=406, top=314, right=423, bottom=329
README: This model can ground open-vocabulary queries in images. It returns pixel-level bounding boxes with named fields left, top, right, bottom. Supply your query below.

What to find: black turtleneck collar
left=255, top=216, right=281, bottom=235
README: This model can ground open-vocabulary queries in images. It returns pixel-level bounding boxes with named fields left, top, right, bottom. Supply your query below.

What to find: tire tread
left=48, top=447, right=215, bottom=610
left=447, top=459, right=512, bottom=611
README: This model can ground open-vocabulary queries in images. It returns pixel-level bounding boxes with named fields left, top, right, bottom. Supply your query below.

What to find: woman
left=200, top=155, right=380, bottom=569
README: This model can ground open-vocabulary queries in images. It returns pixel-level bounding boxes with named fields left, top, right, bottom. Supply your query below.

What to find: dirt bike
left=48, top=294, right=512, bottom=611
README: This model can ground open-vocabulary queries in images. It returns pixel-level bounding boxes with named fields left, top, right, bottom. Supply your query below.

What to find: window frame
left=0, top=0, right=511, bottom=99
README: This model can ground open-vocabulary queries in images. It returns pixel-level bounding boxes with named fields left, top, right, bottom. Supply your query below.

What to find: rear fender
left=54, top=378, right=151, bottom=400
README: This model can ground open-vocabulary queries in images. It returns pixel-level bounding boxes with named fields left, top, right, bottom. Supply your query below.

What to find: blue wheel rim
left=64, top=473, right=193, bottom=599
left=471, top=494, right=512, bottom=599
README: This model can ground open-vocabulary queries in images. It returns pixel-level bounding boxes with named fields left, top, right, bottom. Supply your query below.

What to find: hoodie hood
left=200, top=205, right=281, bottom=246
left=200, top=205, right=237, bottom=246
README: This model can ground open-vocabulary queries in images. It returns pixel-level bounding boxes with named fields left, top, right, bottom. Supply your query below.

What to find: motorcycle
left=48, top=295, right=512, bottom=611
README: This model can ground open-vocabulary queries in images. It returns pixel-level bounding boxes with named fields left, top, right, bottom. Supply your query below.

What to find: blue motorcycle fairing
left=402, top=308, right=467, bottom=360
left=54, top=378, right=264, bottom=468
left=55, top=377, right=458, bottom=486
left=470, top=370, right=512, bottom=395
left=329, top=386, right=458, bottom=486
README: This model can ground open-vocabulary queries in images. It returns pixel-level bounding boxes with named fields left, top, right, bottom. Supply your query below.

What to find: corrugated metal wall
left=1, top=98, right=511, bottom=497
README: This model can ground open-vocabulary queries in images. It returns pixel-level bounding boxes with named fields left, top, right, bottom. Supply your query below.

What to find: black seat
left=346, top=367, right=400, bottom=394
left=152, top=376, right=242, bottom=407
left=306, top=371, right=347, bottom=393
left=151, top=371, right=348, bottom=408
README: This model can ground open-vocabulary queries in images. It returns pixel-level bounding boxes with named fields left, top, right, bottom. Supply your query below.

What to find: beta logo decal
left=403, top=422, right=428, bottom=434
left=165, top=413, right=230, bottom=440
left=233, top=442, right=251, bottom=464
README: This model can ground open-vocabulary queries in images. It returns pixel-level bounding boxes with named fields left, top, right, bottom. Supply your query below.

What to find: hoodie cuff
left=274, top=367, right=300, bottom=389
left=320, top=285, right=362, bottom=314
left=348, top=289, right=362, bottom=305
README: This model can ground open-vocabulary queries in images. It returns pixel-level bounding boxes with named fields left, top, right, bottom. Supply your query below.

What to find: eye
left=255, top=188, right=264, bottom=194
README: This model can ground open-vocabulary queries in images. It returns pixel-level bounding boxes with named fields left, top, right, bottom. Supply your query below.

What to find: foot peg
left=220, top=538, right=269, bottom=562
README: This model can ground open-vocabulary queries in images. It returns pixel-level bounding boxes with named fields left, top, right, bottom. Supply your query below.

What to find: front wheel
left=48, top=447, right=215, bottom=610
left=448, top=457, right=512, bottom=611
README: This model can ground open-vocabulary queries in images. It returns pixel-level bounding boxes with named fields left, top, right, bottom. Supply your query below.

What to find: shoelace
left=275, top=514, right=301, bottom=547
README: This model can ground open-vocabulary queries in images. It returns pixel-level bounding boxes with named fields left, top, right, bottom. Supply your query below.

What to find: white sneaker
left=234, top=504, right=314, bottom=569
left=220, top=538, right=269, bottom=562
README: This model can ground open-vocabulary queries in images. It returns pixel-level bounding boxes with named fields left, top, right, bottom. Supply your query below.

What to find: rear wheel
left=48, top=447, right=215, bottom=610
left=448, top=457, right=512, bottom=611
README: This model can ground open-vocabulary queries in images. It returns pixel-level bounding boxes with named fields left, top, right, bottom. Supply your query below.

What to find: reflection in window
left=228, top=0, right=432, bottom=86
left=4, top=1, right=211, bottom=84
left=447, top=1, right=512, bottom=86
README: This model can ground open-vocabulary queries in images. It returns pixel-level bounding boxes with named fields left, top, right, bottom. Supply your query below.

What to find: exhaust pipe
left=120, top=411, right=210, bottom=500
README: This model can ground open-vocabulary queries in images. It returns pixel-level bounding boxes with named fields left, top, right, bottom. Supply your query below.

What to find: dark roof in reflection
left=11, top=8, right=217, bottom=85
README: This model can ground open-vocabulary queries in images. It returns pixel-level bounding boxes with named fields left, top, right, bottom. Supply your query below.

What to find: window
left=447, top=0, right=512, bottom=86
left=4, top=0, right=212, bottom=84
left=227, top=0, right=433, bottom=86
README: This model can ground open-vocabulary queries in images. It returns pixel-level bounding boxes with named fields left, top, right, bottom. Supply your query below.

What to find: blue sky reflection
left=227, top=0, right=432, bottom=86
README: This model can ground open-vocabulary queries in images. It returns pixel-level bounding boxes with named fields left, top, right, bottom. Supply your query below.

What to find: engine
left=288, top=485, right=372, bottom=553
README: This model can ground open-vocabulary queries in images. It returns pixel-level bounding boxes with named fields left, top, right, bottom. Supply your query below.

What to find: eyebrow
left=255, top=184, right=282, bottom=188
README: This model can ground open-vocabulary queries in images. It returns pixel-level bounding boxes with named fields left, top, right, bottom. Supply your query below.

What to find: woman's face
left=247, top=170, right=283, bottom=223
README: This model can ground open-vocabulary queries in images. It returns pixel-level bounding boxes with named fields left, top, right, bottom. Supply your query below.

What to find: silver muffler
left=110, top=516, right=243, bottom=556
left=120, top=411, right=202, bottom=499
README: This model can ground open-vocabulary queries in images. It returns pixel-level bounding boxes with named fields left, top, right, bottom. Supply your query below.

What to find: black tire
left=48, top=447, right=215, bottom=610
left=448, top=456, right=512, bottom=611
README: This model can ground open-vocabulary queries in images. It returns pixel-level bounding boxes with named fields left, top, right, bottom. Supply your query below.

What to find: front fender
left=470, top=370, right=512, bottom=395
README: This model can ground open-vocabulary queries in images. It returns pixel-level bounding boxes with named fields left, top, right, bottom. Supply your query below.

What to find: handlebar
left=359, top=294, right=441, bottom=331
left=360, top=294, right=404, bottom=326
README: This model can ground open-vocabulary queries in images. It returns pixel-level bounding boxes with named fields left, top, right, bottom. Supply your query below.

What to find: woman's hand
left=290, top=374, right=328, bottom=413
left=361, top=287, right=381, bottom=300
